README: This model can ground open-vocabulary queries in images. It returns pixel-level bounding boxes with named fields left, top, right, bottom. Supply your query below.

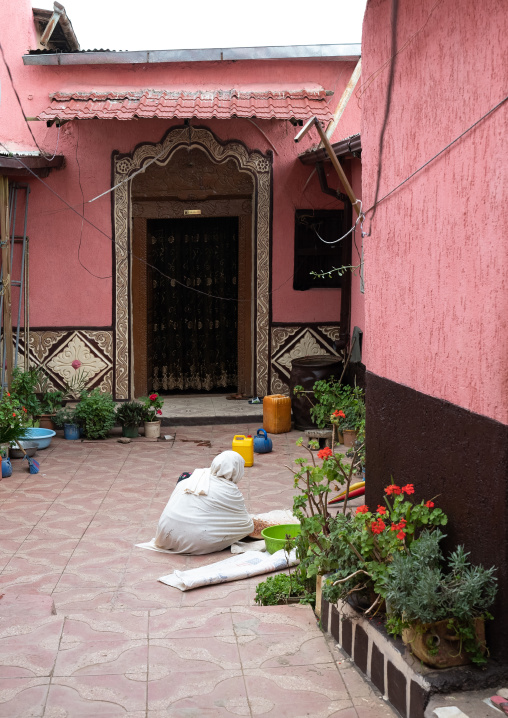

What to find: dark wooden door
left=147, top=217, right=239, bottom=393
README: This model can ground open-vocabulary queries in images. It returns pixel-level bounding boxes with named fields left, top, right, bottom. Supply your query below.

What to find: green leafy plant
left=53, top=406, right=80, bottom=428
left=329, top=385, right=365, bottom=432
left=0, top=390, right=30, bottom=445
left=290, top=438, right=365, bottom=581
left=40, top=391, right=64, bottom=415
left=255, top=570, right=315, bottom=606
left=322, top=481, right=448, bottom=613
left=10, top=367, right=42, bottom=418
left=139, top=393, right=164, bottom=422
left=116, top=400, right=145, bottom=427
left=384, top=530, right=497, bottom=667
left=74, top=389, right=116, bottom=439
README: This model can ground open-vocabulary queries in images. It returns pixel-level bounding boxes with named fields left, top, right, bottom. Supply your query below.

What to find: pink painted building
left=0, top=0, right=364, bottom=401
left=361, top=0, right=508, bottom=660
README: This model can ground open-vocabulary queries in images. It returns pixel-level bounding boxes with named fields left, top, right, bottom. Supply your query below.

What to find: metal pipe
left=15, top=188, right=29, bottom=367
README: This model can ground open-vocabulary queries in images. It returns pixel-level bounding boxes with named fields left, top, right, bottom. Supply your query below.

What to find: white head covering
left=210, top=451, right=245, bottom=484
left=183, top=450, right=245, bottom=495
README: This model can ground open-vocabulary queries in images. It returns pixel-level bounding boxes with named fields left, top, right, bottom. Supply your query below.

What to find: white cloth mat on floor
left=159, top=548, right=298, bottom=591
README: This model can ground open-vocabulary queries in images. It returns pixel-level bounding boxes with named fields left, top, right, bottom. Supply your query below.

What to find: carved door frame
left=112, top=125, right=272, bottom=399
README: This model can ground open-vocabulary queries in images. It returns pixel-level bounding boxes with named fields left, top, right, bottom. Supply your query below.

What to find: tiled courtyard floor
left=0, top=423, right=397, bottom=718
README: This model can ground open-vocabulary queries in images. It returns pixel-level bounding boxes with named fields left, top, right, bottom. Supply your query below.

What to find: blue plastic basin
left=23, top=427, right=56, bottom=449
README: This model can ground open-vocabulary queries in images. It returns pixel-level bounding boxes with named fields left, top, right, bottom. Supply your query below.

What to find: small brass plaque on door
left=184, top=210, right=202, bottom=215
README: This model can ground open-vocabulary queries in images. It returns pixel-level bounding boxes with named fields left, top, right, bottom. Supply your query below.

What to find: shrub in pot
left=321, top=481, right=448, bottom=615
left=384, top=530, right=497, bottom=668
left=74, top=389, right=116, bottom=440
left=38, top=390, right=64, bottom=430
left=54, top=406, right=81, bottom=440
left=0, top=391, right=30, bottom=453
left=116, top=400, right=145, bottom=438
left=10, top=366, right=42, bottom=420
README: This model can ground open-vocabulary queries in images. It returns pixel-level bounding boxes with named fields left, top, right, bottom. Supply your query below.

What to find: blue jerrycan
left=1, top=457, right=12, bottom=478
left=253, top=428, right=273, bottom=454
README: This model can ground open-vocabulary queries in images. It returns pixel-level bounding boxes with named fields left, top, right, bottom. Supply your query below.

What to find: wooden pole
left=0, top=176, right=13, bottom=388
left=321, top=58, right=362, bottom=145
left=312, top=120, right=363, bottom=218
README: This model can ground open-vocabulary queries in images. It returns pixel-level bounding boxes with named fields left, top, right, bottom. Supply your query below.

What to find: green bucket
left=261, top=523, right=301, bottom=554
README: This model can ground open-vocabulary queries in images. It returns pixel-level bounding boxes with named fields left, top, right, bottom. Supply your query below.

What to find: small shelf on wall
left=293, top=209, right=346, bottom=290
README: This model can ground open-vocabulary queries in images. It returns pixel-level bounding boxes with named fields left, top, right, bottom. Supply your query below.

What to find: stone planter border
left=320, top=595, right=508, bottom=718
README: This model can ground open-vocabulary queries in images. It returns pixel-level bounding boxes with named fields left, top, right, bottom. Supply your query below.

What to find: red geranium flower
left=376, top=506, right=387, bottom=515
left=396, top=531, right=406, bottom=540
left=402, top=483, right=415, bottom=495
left=425, top=500, right=434, bottom=508
left=317, top=447, right=333, bottom=460
left=356, top=505, right=369, bottom=514
left=390, top=519, right=407, bottom=531
left=149, top=393, right=158, bottom=401
left=371, top=518, right=386, bottom=534
left=385, top=485, right=402, bottom=496
left=12, top=413, right=16, bottom=417
left=156, top=409, right=162, bottom=415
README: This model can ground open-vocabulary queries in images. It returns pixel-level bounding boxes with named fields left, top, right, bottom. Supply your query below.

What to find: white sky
left=32, top=0, right=367, bottom=52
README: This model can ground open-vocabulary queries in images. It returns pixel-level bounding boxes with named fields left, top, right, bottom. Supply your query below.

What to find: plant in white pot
left=140, top=393, right=164, bottom=438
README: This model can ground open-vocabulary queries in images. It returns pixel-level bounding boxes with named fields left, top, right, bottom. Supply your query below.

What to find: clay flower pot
left=402, top=618, right=486, bottom=668
left=144, top=420, right=161, bottom=439
left=342, top=429, right=358, bottom=447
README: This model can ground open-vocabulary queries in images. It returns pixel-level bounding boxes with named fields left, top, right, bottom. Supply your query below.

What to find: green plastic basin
left=261, top=523, right=301, bottom=554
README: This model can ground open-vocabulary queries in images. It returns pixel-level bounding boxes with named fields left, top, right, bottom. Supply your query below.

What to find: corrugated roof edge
left=24, top=43, right=361, bottom=65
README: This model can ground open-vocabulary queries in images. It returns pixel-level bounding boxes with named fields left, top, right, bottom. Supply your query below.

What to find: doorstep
left=320, top=596, right=508, bottom=718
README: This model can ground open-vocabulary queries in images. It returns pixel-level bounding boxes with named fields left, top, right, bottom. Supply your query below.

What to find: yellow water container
left=232, top=435, right=254, bottom=467
left=263, top=394, right=292, bottom=434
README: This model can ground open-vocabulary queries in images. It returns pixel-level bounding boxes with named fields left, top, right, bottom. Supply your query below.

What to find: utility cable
left=1, top=91, right=506, bottom=297
left=0, top=42, right=59, bottom=161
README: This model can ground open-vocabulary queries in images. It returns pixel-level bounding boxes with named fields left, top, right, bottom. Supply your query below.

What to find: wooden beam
left=0, top=177, right=13, bottom=388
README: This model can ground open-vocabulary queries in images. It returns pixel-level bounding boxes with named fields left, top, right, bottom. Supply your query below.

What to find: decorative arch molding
left=112, top=125, right=272, bottom=399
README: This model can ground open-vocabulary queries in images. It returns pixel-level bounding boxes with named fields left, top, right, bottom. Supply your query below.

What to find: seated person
left=154, top=451, right=254, bottom=554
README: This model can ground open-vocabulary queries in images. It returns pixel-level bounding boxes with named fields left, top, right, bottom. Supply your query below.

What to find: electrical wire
left=356, top=0, right=443, bottom=103
left=364, top=93, right=508, bottom=217
left=1, top=90, right=506, bottom=299
left=368, top=0, right=399, bottom=229
left=0, top=42, right=60, bottom=161
left=75, top=125, right=112, bottom=279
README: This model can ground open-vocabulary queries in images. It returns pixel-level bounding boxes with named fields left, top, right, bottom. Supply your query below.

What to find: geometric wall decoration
left=270, top=324, right=341, bottom=394
left=18, top=329, right=114, bottom=395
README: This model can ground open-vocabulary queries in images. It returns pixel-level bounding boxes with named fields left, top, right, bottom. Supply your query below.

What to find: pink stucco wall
left=361, top=0, right=507, bottom=422
left=0, top=0, right=361, bottom=330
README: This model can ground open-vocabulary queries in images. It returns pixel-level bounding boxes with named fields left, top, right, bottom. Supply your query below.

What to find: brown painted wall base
left=365, top=371, right=508, bottom=661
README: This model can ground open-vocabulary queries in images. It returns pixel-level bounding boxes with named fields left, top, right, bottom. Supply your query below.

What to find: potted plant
left=320, top=481, right=448, bottom=615
left=38, top=390, right=64, bottom=431
left=0, top=390, right=31, bottom=462
left=255, top=570, right=315, bottom=606
left=74, top=389, right=116, bottom=440
left=116, top=400, right=145, bottom=438
left=330, top=386, right=365, bottom=447
left=384, top=530, right=497, bottom=668
left=10, top=367, right=42, bottom=421
left=139, top=393, right=164, bottom=438
left=54, top=406, right=81, bottom=440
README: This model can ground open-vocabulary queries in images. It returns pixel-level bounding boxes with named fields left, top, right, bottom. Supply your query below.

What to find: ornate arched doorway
left=112, top=126, right=272, bottom=399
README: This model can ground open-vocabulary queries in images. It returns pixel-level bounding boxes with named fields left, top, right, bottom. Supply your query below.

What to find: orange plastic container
left=232, top=435, right=254, bottom=467
left=263, top=394, right=292, bottom=434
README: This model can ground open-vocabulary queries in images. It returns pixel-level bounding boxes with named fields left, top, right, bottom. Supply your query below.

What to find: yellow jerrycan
left=232, top=435, right=254, bottom=467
